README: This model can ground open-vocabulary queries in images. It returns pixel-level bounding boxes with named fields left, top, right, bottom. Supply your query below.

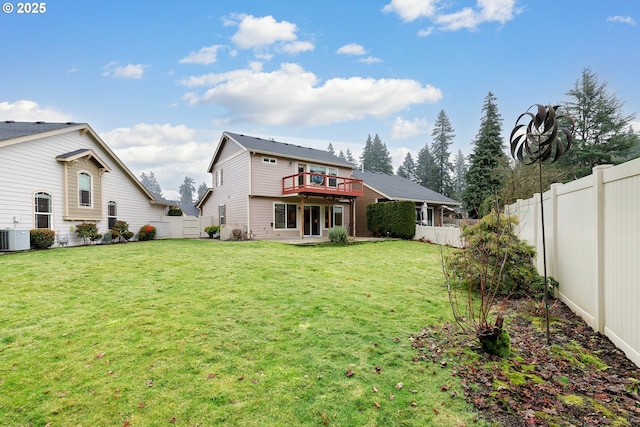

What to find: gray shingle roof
left=225, top=131, right=353, bottom=167
left=353, top=170, right=459, bottom=205
left=0, top=121, right=84, bottom=141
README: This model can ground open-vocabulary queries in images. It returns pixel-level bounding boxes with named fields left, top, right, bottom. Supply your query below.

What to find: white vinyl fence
left=150, top=216, right=215, bottom=239
left=414, top=225, right=463, bottom=248
left=507, top=157, right=640, bottom=367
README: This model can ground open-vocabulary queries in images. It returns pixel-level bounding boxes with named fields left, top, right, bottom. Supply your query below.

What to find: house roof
left=56, top=148, right=112, bottom=172
left=353, top=170, right=460, bottom=206
left=0, top=121, right=167, bottom=205
left=208, top=131, right=354, bottom=172
left=0, top=121, right=82, bottom=141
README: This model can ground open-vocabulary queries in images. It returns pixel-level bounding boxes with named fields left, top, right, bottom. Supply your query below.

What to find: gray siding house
left=0, top=121, right=169, bottom=248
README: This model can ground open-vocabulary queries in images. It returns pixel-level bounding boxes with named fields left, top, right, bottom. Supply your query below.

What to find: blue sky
left=2, top=0, right=639, bottom=199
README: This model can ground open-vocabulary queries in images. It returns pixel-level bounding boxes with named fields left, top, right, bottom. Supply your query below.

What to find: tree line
left=343, top=67, right=639, bottom=218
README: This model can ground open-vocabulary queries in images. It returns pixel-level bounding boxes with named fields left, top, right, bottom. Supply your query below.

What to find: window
left=34, top=192, right=52, bottom=229
left=215, top=170, right=223, bottom=187
left=274, top=203, right=297, bottom=229
left=79, top=172, right=92, bottom=207
left=328, top=168, right=337, bottom=187
left=325, top=206, right=344, bottom=228
left=262, top=156, right=277, bottom=165
left=219, top=204, right=226, bottom=225
left=108, top=201, right=117, bottom=229
left=309, top=165, right=326, bottom=185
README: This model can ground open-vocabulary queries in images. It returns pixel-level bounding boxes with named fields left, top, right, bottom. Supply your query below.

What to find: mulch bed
left=411, top=299, right=640, bottom=426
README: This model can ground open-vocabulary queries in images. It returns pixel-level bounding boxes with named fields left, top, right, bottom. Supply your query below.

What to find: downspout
left=248, top=151, right=253, bottom=238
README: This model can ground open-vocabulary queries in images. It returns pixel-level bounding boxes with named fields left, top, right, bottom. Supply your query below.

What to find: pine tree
left=415, top=143, right=438, bottom=188
left=197, top=182, right=208, bottom=200
left=139, top=171, right=164, bottom=199
left=360, top=134, right=393, bottom=173
left=452, top=149, right=467, bottom=202
left=179, top=176, right=196, bottom=203
left=560, top=67, right=638, bottom=178
left=396, top=152, right=417, bottom=182
left=338, top=150, right=345, bottom=160
left=462, top=92, right=508, bottom=218
left=327, top=142, right=335, bottom=155
left=345, top=149, right=356, bottom=165
left=431, top=109, right=455, bottom=197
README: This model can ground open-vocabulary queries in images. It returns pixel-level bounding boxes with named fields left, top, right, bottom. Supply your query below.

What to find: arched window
left=79, top=172, right=92, bottom=207
left=108, top=201, right=117, bottom=229
left=34, top=192, right=52, bottom=229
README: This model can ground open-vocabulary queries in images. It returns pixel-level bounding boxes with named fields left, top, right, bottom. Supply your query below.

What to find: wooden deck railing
left=282, top=173, right=364, bottom=197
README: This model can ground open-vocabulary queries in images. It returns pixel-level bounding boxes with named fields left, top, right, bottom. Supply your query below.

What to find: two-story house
left=197, top=132, right=363, bottom=240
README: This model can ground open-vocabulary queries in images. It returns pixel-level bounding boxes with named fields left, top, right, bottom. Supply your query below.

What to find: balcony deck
left=282, top=172, right=364, bottom=197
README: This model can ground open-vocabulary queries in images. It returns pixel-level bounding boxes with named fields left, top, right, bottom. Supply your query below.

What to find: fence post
left=548, top=183, right=561, bottom=282
left=593, top=165, right=612, bottom=333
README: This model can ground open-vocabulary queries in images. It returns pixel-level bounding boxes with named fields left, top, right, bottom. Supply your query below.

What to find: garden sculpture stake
left=510, top=104, right=575, bottom=344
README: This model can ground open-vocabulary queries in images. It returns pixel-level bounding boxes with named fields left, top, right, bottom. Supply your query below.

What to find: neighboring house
left=0, top=121, right=170, bottom=248
left=197, top=132, right=364, bottom=240
left=352, top=170, right=460, bottom=237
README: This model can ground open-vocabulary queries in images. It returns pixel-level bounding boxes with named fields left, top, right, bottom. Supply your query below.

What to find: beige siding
left=64, top=158, right=103, bottom=221
left=207, top=149, right=250, bottom=233
left=355, top=186, right=381, bottom=237
left=250, top=154, right=298, bottom=197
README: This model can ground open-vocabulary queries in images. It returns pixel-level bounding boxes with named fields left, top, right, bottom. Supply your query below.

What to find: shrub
left=328, top=226, right=349, bottom=244
left=30, top=229, right=55, bottom=249
left=231, top=229, right=243, bottom=240
left=204, top=225, right=220, bottom=238
left=138, top=224, right=156, bottom=241
left=111, top=220, right=134, bottom=242
left=366, top=200, right=415, bottom=239
left=168, top=207, right=183, bottom=216
left=76, top=223, right=100, bottom=244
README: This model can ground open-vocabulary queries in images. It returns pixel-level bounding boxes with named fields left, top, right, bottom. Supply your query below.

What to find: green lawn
left=0, top=240, right=482, bottom=426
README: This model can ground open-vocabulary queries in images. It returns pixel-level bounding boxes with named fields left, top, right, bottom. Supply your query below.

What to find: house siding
left=0, top=129, right=165, bottom=247
left=354, top=186, right=381, bottom=237
left=208, top=144, right=250, bottom=238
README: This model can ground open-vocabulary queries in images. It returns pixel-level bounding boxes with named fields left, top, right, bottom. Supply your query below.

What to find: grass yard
left=0, top=239, right=483, bottom=426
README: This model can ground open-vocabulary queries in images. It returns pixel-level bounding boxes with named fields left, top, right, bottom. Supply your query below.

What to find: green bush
left=447, top=211, right=551, bottom=298
left=328, top=226, right=349, bottom=243
left=138, top=224, right=156, bottom=241
left=366, top=200, right=415, bottom=239
left=75, top=223, right=101, bottom=244
left=204, top=225, right=220, bottom=238
left=29, top=229, right=55, bottom=249
left=111, top=220, right=134, bottom=242
left=168, top=207, right=183, bottom=216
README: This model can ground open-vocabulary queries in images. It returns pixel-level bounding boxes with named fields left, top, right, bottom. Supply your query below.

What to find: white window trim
left=34, top=191, right=53, bottom=229
left=333, top=205, right=343, bottom=227
left=274, top=202, right=298, bottom=230
left=78, top=171, right=93, bottom=208
left=262, top=156, right=277, bottom=165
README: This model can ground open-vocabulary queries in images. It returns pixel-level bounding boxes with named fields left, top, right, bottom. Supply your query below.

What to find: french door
left=303, top=205, right=321, bottom=236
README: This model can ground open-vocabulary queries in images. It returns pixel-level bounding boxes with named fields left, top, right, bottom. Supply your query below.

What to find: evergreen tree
left=431, top=109, right=455, bottom=196
left=197, top=182, right=208, bottom=200
left=452, top=149, right=468, bottom=202
left=462, top=92, right=508, bottom=218
left=345, top=149, right=356, bottom=165
left=415, top=143, right=438, bottom=188
left=338, top=150, right=345, bottom=160
left=560, top=67, right=638, bottom=178
left=139, top=171, right=164, bottom=199
left=179, top=176, right=196, bottom=203
left=396, top=152, right=417, bottom=182
left=327, top=142, right=335, bottom=155
left=360, top=134, right=393, bottom=173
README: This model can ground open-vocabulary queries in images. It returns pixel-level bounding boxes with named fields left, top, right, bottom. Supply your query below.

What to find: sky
left=1, top=0, right=639, bottom=200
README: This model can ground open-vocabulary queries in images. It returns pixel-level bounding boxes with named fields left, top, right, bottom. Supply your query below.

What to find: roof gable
left=56, top=148, right=112, bottom=173
left=353, top=170, right=459, bottom=205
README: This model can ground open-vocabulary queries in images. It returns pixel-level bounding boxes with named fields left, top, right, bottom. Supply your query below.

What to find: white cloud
left=230, top=14, right=298, bottom=49
left=280, top=41, right=315, bottom=54
left=102, top=62, right=149, bottom=79
left=385, top=0, right=518, bottom=32
left=67, top=66, right=79, bottom=74
left=179, top=45, right=224, bottom=65
left=390, top=116, right=429, bottom=139
left=101, top=123, right=212, bottom=200
left=337, top=43, right=367, bottom=56
left=359, top=56, right=382, bottom=64
left=383, top=0, right=438, bottom=22
left=607, top=15, right=636, bottom=26
left=0, top=100, right=73, bottom=122
left=181, top=63, right=442, bottom=127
